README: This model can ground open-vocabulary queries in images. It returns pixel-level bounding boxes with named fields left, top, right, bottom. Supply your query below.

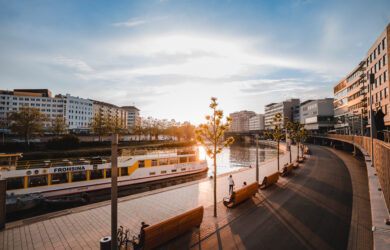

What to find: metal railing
left=325, top=134, right=390, bottom=214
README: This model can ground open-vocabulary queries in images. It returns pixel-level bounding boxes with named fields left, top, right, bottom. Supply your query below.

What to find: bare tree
left=264, top=113, right=285, bottom=172
left=196, top=97, right=234, bottom=217
left=50, top=116, right=68, bottom=137
left=8, top=106, right=47, bottom=147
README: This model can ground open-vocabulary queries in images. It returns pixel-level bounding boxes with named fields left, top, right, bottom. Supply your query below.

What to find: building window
left=385, top=87, right=389, bottom=98
left=384, top=55, right=387, bottom=65
left=383, top=38, right=387, bottom=50
left=380, top=90, right=383, bottom=100
left=378, top=44, right=381, bottom=54
left=385, top=71, right=388, bottom=82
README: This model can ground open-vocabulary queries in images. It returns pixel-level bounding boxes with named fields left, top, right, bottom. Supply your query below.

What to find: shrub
left=47, top=134, right=80, bottom=150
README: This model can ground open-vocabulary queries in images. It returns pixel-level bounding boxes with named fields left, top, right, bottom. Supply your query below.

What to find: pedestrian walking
left=228, top=175, right=235, bottom=194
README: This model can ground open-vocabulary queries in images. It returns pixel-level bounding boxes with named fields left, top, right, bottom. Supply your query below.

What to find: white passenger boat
left=0, top=149, right=208, bottom=199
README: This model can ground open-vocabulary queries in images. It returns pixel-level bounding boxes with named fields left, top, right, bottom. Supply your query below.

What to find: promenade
left=1, top=145, right=297, bottom=249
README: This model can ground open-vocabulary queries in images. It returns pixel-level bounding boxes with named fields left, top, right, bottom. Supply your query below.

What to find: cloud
left=50, top=56, right=94, bottom=72
left=112, top=19, right=147, bottom=27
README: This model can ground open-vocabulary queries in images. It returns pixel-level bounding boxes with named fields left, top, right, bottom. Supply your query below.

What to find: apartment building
left=249, top=114, right=265, bottom=131
left=58, top=94, right=94, bottom=132
left=264, top=99, right=300, bottom=130
left=300, top=98, right=334, bottom=132
left=93, top=100, right=127, bottom=128
left=121, top=106, right=140, bottom=128
left=333, top=23, right=389, bottom=133
left=365, top=25, right=389, bottom=129
left=229, top=110, right=256, bottom=132
left=0, top=89, right=65, bottom=129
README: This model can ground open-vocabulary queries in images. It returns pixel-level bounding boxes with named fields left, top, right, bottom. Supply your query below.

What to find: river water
left=200, top=144, right=279, bottom=177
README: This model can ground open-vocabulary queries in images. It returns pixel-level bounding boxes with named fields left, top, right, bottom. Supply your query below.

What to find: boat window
left=171, top=169, right=177, bottom=172
left=159, top=158, right=168, bottom=165
left=181, top=168, right=186, bottom=171
left=28, top=175, right=48, bottom=187
left=51, top=173, right=68, bottom=185
left=6, top=177, right=24, bottom=190
left=180, top=157, right=187, bottom=163
left=151, top=159, right=158, bottom=167
left=189, top=156, right=196, bottom=162
left=169, top=158, right=178, bottom=164
left=90, top=170, right=104, bottom=180
left=106, top=169, right=111, bottom=178
left=71, top=171, right=87, bottom=182
left=120, top=167, right=128, bottom=176
left=161, top=170, right=167, bottom=174
left=138, top=160, right=145, bottom=168
left=149, top=172, right=156, bottom=175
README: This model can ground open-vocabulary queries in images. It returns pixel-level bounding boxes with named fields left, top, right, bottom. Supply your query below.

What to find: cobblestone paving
left=1, top=147, right=297, bottom=250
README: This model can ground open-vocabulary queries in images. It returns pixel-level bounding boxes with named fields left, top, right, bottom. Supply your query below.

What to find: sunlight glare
left=197, top=145, right=207, bottom=160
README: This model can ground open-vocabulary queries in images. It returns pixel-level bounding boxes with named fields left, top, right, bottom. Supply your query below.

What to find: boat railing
left=15, top=158, right=112, bottom=170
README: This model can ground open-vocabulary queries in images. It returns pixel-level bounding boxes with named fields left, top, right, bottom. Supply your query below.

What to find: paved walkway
left=1, top=146, right=297, bottom=249
left=183, top=145, right=372, bottom=250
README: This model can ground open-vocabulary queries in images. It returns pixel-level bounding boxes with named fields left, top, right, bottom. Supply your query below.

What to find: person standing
left=228, top=175, right=235, bottom=195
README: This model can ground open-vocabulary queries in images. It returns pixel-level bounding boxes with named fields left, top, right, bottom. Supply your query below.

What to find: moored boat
left=0, top=148, right=208, bottom=201
left=6, top=193, right=44, bottom=214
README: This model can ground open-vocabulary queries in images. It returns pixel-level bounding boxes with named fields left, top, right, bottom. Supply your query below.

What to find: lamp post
left=351, top=115, right=356, bottom=155
left=111, top=134, right=118, bottom=250
left=369, top=74, right=375, bottom=167
left=255, top=133, right=259, bottom=183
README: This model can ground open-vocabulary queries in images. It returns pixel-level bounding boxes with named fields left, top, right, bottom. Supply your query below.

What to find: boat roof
left=0, top=153, right=23, bottom=158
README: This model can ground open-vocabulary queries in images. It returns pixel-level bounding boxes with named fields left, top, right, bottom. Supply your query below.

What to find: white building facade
left=0, top=89, right=65, bottom=129
left=249, top=114, right=265, bottom=131
left=122, top=106, right=140, bottom=128
left=300, top=98, right=334, bottom=132
left=229, top=110, right=256, bottom=132
left=264, top=99, right=300, bottom=130
left=62, top=94, right=94, bottom=132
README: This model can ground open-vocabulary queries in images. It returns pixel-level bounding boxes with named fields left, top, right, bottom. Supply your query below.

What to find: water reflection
left=203, top=144, right=278, bottom=177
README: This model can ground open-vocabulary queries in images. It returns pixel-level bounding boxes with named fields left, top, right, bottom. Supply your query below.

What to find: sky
left=1, top=0, right=390, bottom=124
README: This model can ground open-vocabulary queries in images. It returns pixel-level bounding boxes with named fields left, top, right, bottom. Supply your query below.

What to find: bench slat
left=260, top=172, right=279, bottom=189
left=143, top=206, right=204, bottom=249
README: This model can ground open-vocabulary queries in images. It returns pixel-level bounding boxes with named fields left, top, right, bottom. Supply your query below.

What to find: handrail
left=316, top=134, right=390, bottom=215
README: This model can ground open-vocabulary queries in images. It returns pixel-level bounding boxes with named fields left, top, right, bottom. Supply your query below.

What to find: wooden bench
left=259, top=172, right=279, bottom=189
left=293, top=161, right=299, bottom=168
left=298, top=157, right=304, bottom=163
left=223, top=182, right=258, bottom=208
left=280, top=163, right=294, bottom=177
left=303, top=146, right=311, bottom=155
left=143, top=206, right=204, bottom=250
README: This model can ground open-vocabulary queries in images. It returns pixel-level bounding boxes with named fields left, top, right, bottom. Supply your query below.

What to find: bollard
left=0, top=179, right=6, bottom=230
left=100, top=236, right=111, bottom=250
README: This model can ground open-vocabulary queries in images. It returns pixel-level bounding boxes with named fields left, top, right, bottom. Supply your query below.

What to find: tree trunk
left=213, top=150, right=217, bottom=217
left=25, top=134, right=29, bottom=151
left=297, top=142, right=299, bottom=161
left=277, top=140, right=280, bottom=172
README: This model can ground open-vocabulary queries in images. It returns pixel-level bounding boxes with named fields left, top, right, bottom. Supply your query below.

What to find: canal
left=203, top=143, right=279, bottom=177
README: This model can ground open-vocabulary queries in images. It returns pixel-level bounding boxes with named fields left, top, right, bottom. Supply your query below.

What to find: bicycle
left=117, top=226, right=131, bottom=249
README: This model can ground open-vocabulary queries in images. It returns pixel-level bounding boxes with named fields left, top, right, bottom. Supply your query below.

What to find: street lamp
left=369, top=74, right=375, bottom=167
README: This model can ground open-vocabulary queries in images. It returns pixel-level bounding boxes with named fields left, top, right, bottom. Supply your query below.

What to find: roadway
left=167, top=145, right=372, bottom=250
